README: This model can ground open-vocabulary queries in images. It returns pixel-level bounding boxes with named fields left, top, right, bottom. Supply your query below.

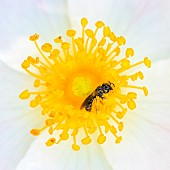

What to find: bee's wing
left=80, top=94, right=93, bottom=110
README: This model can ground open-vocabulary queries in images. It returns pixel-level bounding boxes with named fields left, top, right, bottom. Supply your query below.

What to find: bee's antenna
left=108, top=81, right=115, bottom=87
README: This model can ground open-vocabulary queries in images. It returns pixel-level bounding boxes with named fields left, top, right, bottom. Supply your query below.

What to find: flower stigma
left=19, top=18, right=151, bottom=151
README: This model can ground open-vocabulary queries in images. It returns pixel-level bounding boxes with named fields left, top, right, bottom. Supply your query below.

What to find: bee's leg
left=101, top=96, right=106, bottom=100
left=100, top=100, right=104, bottom=105
left=94, top=97, right=100, bottom=114
left=99, top=96, right=105, bottom=105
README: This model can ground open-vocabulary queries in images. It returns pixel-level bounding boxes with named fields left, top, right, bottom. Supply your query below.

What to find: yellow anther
left=121, top=59, right=130, bottom=69
left=110, top=126, right=117, bottom=134
left=144, top=57, right=151, bottom=68
left=109, top=32, right=116, bottom=42
left=98, top=47, right=106, bottom=55
left=66, top=30, right=76, bottom=37
left=21, top=60, right=30, bottom=69
left=54, top=36, right=62, bottom=43
left=114, top=47, right=120, bottom=56
left=34, top=79, right=40, bottom=87
left=19, top=90, right=30, bottom=99
left=81, top=136, right=92, bottom=144
left=49, top=54, right=56, bottom=60
left=98, top=38, right=106, bottom=46
left=30, top=99, right=39, bottom=108
left=103, top=26, right=111, bottom=37
left=75, top=37, right=84, bottom=44
left=75, top=39, right=84, bottom=51
left=27, top=56, right=39, bottom=64
left=52, top=49, right=60, bottom=55
left=29, top=33, right=39, bottom=41
left=81, top=18, right=88, bottom=27
left=115, top=136, right=122, bottom=144
left=85, top=29, right=95, bottom=38
left=97, top=134, right=106, bottom=144
left=36, top=57, right=39, bottom=63
left=92, top=38, right=97, bottom=46
left=41, top=43, right=52, bottom=52
left=127, top=99, right=136, bottom=110
left=45, top=119, right=54, bottom=126
left=72, top=144, right=80, bottom=151
left=45, top=137, right=56, bottom=146
left=27, top=56, right=35, bottom=64
left=138, top=71, right=144, bottom=80
left=30, top=129, right=40, bottom=136
left=60, top=133, right=69, bottom=140
left=117, top=36, right=126, bottom=45
left=143, top=86, right=148, bottom=96
left=118, top=122, right=124, bottom=131
left=131, top=73, right=138, bottom=81
left=127, top=92, right=137, bottom=99
left=95, top=21, right=105, bottom=28
left=119, top=96, right=128, bottom=104
left=126, top=48, right=134, bottom=57
left=61, top=42, right=70, bottom=50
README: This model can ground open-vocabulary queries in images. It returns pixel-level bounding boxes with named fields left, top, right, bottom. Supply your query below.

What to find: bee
left=80, top=82, right=115, bottom=112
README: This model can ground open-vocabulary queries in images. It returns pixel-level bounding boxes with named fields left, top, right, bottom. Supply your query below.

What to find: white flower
left=0, top=0, right=170, bottom=170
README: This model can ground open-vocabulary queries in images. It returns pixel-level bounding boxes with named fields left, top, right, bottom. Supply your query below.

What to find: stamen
left=34, top=41, right=53, bottom=66
left=81, top=125, right=92, bottom=145
left=72, top=135, right=80, bottom=151
left=46, top=137, right=56, bottom=146
left=20, top=18, right=151, bottom=151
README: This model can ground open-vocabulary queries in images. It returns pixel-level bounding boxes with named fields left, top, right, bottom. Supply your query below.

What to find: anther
left=19, top=90, right=30, bottom=99
left=21, top=60, right=30, bottom=69
left=54, top=36, right=62, bottom=43
left=41, top=43, right=52, bottom=52
left=97, top=134, right=106, bottom=144
left=29, top=33, right=39, bottom=41
left=46, top=137, right=56, bottom=146
left=115, top=136, right=122, bottom=144
left=103, top=26, right=111, bottom=37
left=117, top=36, right=126, bottom=45
left=81, top=18, right=88, bottom=27
left=144, top=57, right=151, bottom=68
left=30, top=129, right=40, bottom=136
left=95, top=21, right=105, bottom=28
left=34, top=79, right=40, bottom=87
left=81, top=136, right=92, bottom=145
left=66, top=30, right=76, bottom=37
left=126, top=48, right=134, bottom=58
left=127, top=99, right=136, bottom=110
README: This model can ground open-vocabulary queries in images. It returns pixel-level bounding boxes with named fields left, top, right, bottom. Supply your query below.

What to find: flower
left=19, top=18, right=151, bottom=151
left=0, top=0, right=170, bottom=170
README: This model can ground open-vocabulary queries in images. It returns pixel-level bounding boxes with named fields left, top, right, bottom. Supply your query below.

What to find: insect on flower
left=19, top=18, right=151, bottom=151
left=80, top=82, right=115, bottom=112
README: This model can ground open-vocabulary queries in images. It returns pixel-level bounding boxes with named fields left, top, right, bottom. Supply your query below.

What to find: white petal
left=0, top=0, right=70, bottom=71
left=17, top=130, right=112, bottom=170
left=102, top=59, right=170, bottom=170
left=67, top=0, right=170, bottom=61
left=0, top=61, right=44, bottom=170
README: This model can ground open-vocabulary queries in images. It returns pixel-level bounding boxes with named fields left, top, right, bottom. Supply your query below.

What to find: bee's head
left=102, top=83, right=113, bottom=91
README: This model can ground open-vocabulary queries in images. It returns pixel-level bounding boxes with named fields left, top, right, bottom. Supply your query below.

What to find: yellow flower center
left=19, top=18, right=151, bottom=151
left=72, top=77, right=92, bottom=97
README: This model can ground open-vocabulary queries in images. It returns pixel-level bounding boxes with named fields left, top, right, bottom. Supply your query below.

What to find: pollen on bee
left=20, top=17, right=151, bottom=151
